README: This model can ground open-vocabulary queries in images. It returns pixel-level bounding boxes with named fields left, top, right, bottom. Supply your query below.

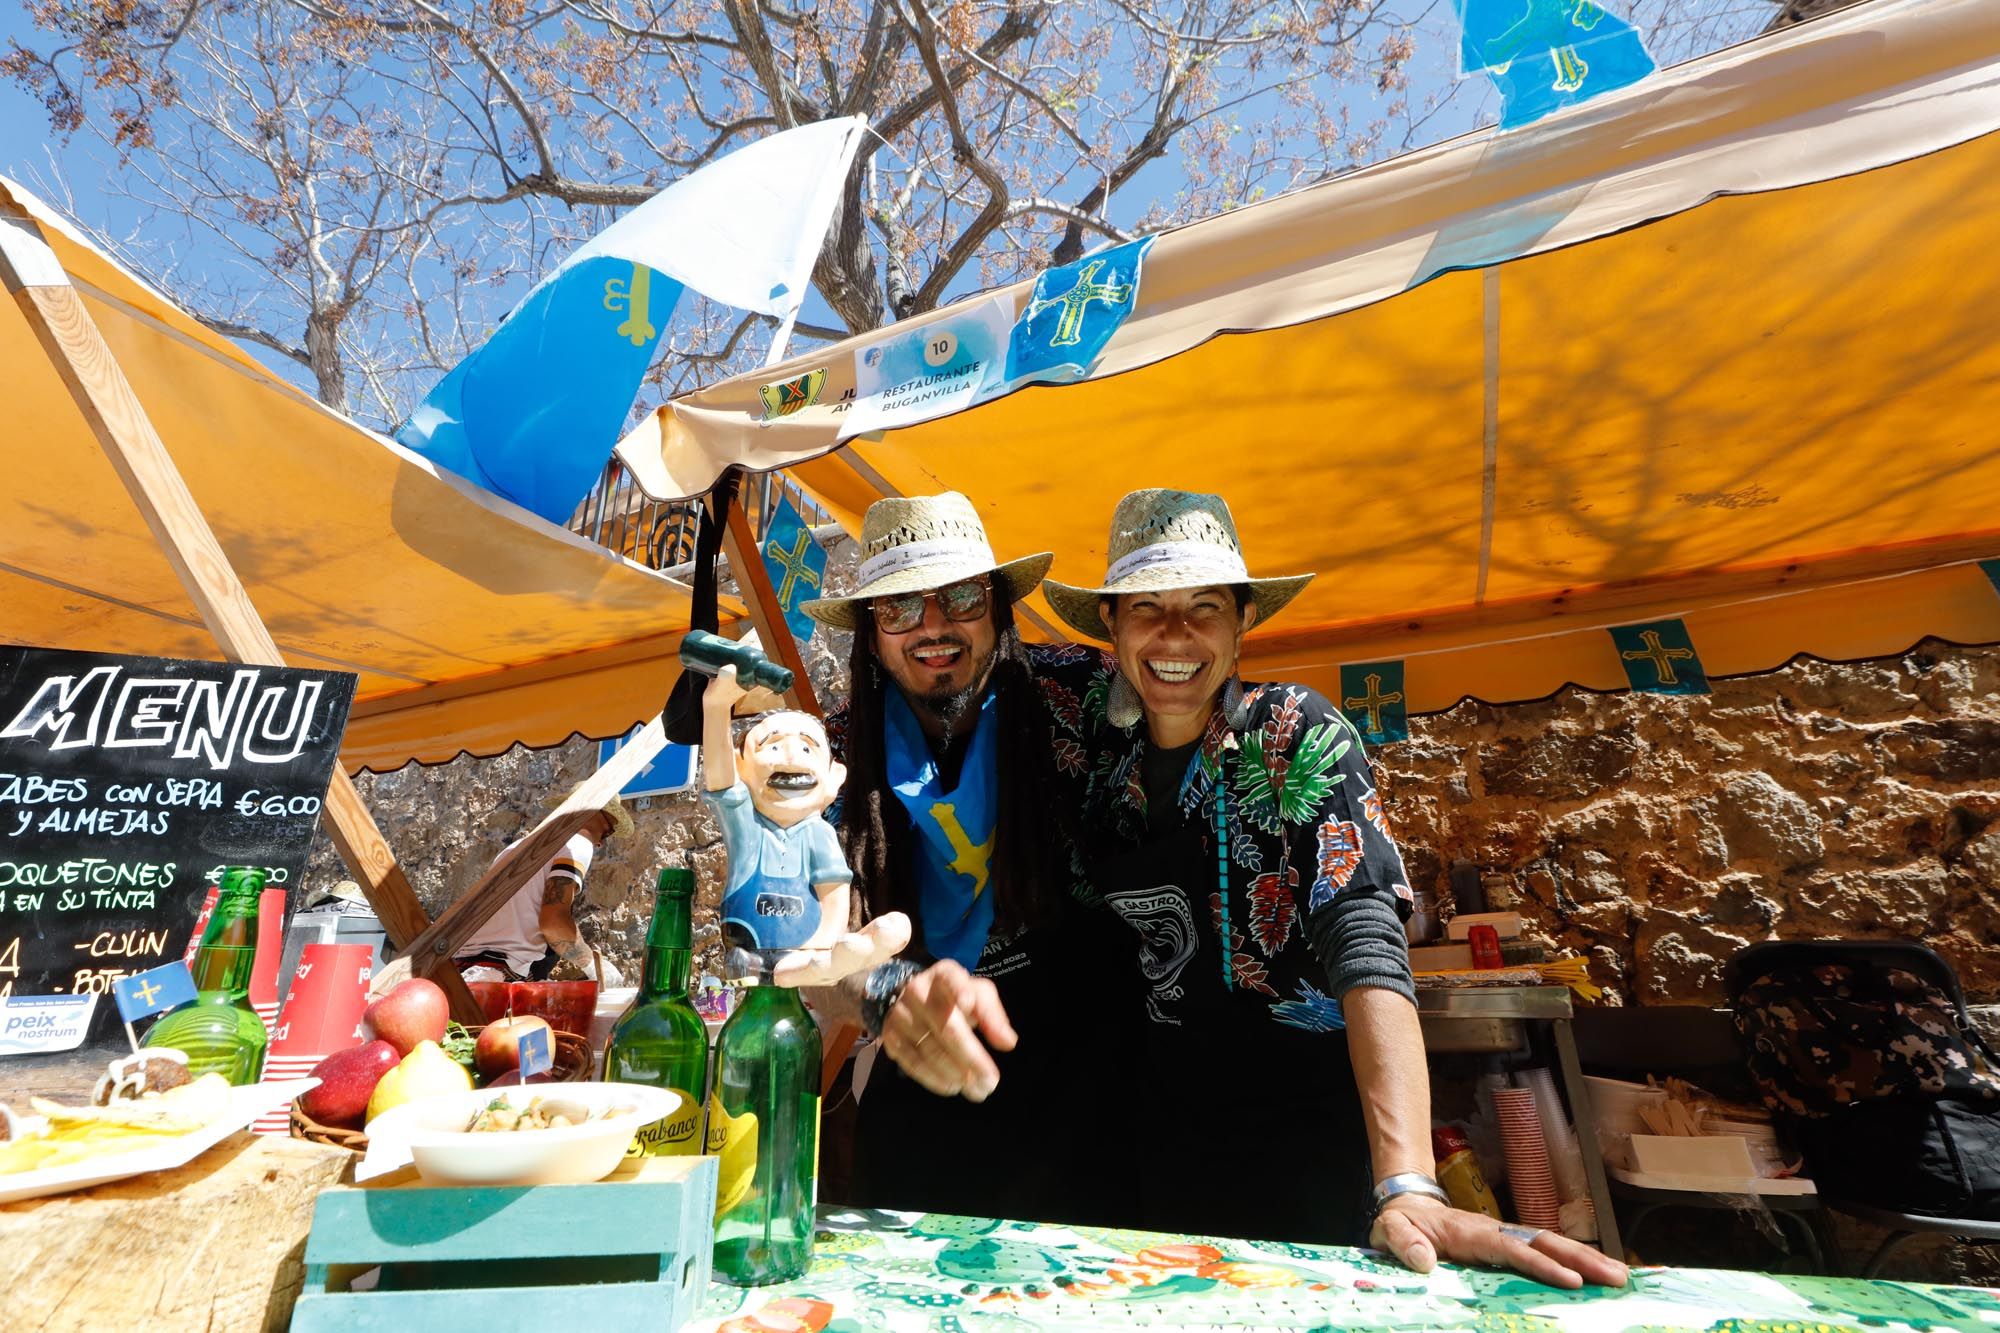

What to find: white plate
left=0, top=1078, right=319, bottom=1205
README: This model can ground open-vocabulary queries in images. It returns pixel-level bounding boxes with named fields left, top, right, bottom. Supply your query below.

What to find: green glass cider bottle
left=142, top=867, right=269, bottom=1085
left=709, top=976, right=821, bottom=1286
left=604, top=867, right=709, bottom=1156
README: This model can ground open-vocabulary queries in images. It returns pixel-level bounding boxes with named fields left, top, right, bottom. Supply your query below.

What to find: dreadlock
left=839, top=585, right=1068, bottom=943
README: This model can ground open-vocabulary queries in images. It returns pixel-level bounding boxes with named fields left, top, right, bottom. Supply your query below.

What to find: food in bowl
left=465, top=1094, right=630, bottom=1133
left=362, top=1082, right=681, bottom=1186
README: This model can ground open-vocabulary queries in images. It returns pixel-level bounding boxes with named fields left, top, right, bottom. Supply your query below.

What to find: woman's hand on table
left=878, top=960, right=1016, bottom=1103
left=1370, top=1195, right=1630, bottom=1290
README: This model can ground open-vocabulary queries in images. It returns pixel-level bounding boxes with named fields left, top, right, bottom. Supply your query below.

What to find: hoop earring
left=1222, top=676, right=1252, bottom=731
left=1106, top=673, right=1143, bottom=730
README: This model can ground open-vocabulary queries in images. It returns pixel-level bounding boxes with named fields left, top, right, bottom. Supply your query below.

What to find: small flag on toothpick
left=112, top=962, right=197, bottom=1024
left=517, top=1026, right=554, bottom=1081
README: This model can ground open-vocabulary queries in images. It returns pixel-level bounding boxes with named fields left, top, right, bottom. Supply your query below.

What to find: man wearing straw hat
left=802, top=492, right=1134, bottom=1222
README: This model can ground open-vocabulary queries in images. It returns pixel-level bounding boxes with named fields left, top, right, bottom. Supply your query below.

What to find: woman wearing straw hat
left=1041, top=490, right=1627, bottom=1287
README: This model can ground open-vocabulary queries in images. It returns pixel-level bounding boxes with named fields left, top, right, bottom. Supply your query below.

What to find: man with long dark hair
left=803, top=492, right=1130, bottom=1221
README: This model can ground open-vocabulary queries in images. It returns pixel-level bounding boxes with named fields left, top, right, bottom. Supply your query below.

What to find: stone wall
left=1377, top=640, right=2000, bottom=1005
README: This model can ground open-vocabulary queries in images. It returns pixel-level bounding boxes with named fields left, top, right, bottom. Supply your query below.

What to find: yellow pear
left=366, top=1039, right=473, bottom=1123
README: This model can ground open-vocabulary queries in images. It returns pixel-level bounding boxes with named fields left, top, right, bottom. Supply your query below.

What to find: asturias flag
left=1003, top=236, right=1155, bottom=389
left=113, top=961, right=198, bottom=1023
left=1455, top=0, right=1656, bottom=129
left=760, top=493, right=827, bottom=646
left=398, top=117, right=867, bottom=525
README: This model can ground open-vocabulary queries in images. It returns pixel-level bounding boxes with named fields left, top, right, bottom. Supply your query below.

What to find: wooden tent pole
left=719, top=479, right=820, bottom=715
left=1, top=236, right=483, bottom=1023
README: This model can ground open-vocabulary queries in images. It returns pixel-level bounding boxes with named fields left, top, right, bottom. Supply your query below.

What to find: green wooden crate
left=292, top=1155, right=717, bottom=1332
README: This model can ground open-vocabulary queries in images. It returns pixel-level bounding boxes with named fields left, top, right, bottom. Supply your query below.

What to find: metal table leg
left=1552, top=1016, right=1623, bottom=1257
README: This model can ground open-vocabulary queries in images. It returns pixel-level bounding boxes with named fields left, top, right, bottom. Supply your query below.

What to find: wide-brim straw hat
left=802, top=492, right=1052, bottom=631
left=1043, top=489, right=1314, bottom=642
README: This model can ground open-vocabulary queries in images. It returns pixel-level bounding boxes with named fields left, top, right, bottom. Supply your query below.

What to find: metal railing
left=567, top=462, right=837, bottom=574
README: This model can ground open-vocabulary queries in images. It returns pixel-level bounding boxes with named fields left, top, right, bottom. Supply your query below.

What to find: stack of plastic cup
left=252, top=943, right=375, bottom=1134
left=1493, top=1085, right=1561, bottom=1228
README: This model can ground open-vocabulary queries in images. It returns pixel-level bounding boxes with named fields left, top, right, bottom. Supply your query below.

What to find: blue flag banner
left=113, top=961, right=198, bottom=1024
left=1980, top=559, right=2000, bottom=599
left=1338, top=661, right=1410, bottom=745
left=1609, top=618, right=1710, bottom=695
left=517, top=1024, right=554, bottom=1080
left=1003, top=236, right=1156, bottom=389
left=397, top=258, right=683, bottom=525
left=1455, top=0, right=1656, bottom=130
left=760, top=493, right=828, bottom=645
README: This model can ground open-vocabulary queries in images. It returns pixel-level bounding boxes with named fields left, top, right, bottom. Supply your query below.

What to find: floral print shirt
left=1031, top=644, right=1415, bottom=1035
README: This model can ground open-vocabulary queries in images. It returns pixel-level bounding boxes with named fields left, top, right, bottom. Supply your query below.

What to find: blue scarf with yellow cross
left=884, top=687, right=999, bottom=971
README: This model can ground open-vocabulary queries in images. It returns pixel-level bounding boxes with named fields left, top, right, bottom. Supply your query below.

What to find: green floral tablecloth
left=688, top=1210, right=2000, bottom=1333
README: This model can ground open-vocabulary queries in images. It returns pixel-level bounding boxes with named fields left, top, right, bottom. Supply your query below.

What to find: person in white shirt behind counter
left=453, top=797, right=632, bottom=985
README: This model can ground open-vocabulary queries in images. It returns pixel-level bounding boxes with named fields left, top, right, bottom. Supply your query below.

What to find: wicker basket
left=288, top=1027, right=596, bottom=1152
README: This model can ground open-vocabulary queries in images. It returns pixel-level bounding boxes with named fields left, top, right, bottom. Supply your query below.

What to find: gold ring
left=912, top=1030, right=932, bottom=1050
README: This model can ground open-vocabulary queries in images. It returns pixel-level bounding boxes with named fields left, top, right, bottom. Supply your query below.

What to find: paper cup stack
left=252, top=943, right=375, bottom=1135
left=1493, top=1086, right=1561, bottom=1228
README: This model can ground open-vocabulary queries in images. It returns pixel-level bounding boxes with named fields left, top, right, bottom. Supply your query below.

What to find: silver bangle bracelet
left=1370, top=1171, right=1451, bottom=1218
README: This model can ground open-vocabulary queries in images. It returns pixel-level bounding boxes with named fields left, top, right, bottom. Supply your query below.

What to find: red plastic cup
left=468, top=980, right=598, bottom=1038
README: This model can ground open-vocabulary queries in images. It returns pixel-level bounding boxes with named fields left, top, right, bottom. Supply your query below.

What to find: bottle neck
left=190, top=888, right=259, bottom=999
left=637, top=887, right=694, bottom=1003
left=733, top=980, right=807, bottom=1018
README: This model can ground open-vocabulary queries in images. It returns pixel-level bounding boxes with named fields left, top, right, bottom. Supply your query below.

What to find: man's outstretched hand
left=878, top=960, right=1017, bottom=1102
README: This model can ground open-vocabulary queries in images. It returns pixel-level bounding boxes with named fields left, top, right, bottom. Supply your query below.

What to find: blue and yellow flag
left=1339, top=661, right=1410, bottom=745
left=1003, top=236, right=1155, bottom=389
left=760, top=494, right=827, bottom=646
left=113, top=961, right=197, bottom=1023
left=396, top=118, right=867, bottom=527
left=1456, top=0, right=1656, bottom=129
left=398, top=258, right=682, bottom=525
left=1609, top=618, right=1709, bottom=695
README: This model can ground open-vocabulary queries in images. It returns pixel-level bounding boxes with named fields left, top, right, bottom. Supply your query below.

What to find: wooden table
left=0, top=1132, right=351, bottom=1332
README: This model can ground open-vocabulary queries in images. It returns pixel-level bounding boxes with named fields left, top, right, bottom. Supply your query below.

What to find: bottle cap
left=1432, top=1124, right=1472, bottom=1159
left=657, top=866, right=696, bottom=896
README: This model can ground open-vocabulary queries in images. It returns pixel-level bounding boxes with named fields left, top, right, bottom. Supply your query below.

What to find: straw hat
left=801, top=492, right=1052, bottom=631
left=1042, top=489, right=1314, bottom=642
left=596, top=796, right=635, bottom=841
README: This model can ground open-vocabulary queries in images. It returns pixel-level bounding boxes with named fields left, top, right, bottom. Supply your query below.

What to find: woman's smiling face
left=1102, top=585, right=1257, bottom=747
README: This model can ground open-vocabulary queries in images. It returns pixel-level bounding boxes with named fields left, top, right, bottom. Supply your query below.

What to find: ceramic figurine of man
left=704, top=665, right=911, bottom=985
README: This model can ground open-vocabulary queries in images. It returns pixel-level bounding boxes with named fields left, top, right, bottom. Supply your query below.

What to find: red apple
left=299, top=1040, right=401, bottom=1129
left=362, top=978, right=450, bottom=1056
left=475, top=1014, right=553, bottom=1078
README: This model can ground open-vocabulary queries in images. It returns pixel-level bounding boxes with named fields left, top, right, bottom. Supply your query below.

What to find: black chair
left=1725, top=939, right=2000, bottom=1279
left=1570, top=1004, right=1835, bottom=1273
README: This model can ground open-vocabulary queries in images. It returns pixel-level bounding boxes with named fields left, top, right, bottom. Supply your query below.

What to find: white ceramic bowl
left=368, top=1082, right=681, bottom=1187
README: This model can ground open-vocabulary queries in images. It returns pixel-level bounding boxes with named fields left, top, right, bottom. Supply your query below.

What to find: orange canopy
left=623, top=0, right=2000, bottom=711
left=2, top=179, right=741, bottom=771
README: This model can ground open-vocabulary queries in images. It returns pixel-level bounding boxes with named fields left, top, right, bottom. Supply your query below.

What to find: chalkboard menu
left=0, top=646, right=356, bottom=1043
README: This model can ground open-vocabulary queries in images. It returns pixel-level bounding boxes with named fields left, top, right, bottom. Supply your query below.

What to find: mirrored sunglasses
left=871, top=578, right=991, bottom=634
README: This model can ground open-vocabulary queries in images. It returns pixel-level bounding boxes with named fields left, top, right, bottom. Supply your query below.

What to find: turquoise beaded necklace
left=1211, top=752, right=1234, bottom=992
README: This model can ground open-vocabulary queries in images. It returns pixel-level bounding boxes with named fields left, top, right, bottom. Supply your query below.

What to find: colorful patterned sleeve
left=1240, top=683, right=1416, bottom=1002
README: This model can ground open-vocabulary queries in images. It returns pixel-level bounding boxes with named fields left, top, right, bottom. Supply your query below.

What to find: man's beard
left=900, top=635, right=993, bottom=735
left=917, top=679, right=981, bottom=735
